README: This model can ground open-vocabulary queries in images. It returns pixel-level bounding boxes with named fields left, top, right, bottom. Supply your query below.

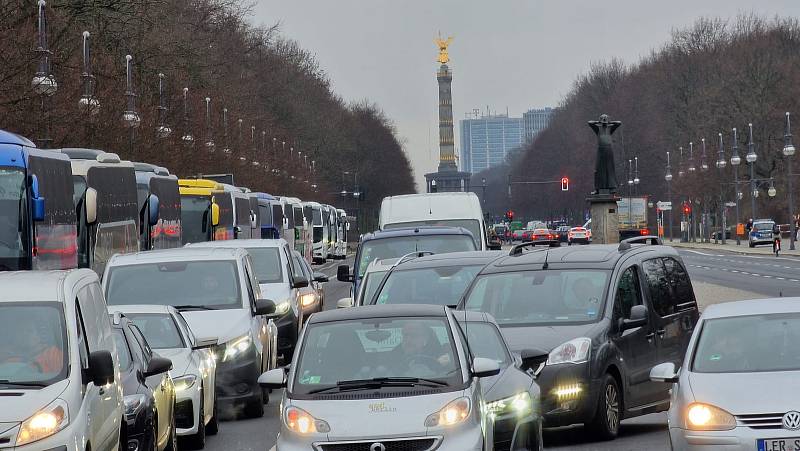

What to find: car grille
left=737, top=413, right=786, bottom=429
left=315, top=437, right=440, bottom=451
left=175, top=399, right=194, bottom=429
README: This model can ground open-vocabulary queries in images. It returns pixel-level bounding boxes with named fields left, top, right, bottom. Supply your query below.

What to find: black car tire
left=206, top=392, right=219, bottom=436
left=244, top=390, right=265, bottom=418
left=586, top=374, right=621, bottom=440
left=749, top=242, right=755, bottom=248
left=184, top=398, right=206, bottom=449
left=164, top=414, right=178, bottom=451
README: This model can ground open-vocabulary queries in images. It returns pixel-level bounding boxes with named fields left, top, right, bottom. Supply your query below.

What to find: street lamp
left=731, top=127, right=742, bottom=244
left=784, top=112, right=797, bottom=250
left=203, top=97, right=215, bottom=151
left=747, top=123, right=758, bottom=218
left=222, top=108, right=230, bottom=154
left=678, top=147, right=685, bottom=178
left=79, top=32, right=99, bottom=116
left=716, top=133, right=727, bottom=244
left=665, top=151, right=673, bottom=241
left=181, top=88, right=194, bottom=147
left=700, top=138, right=709, bottom=171
left=688, top=142, right=696, bottom=173
left=155, top=74, right=171, bottom=139
left=633, top=156, right=640, bottom=186
left=32, top=1, right=57, bottom=97
left=121, top=55, right=140, bottom=156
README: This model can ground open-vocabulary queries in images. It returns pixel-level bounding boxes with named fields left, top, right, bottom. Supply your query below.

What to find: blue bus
left=0, top=130, right=77, bottom=270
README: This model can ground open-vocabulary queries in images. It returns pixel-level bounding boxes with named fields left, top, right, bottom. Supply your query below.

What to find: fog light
left=554, top=384, right=582, bottom=399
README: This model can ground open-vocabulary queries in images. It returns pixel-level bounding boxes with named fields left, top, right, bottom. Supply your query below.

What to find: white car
left=651, top=298, right=800, bottom=450
left=0, top=270, right=123, bottom=451
left=110, top=305, right=219, bottom=447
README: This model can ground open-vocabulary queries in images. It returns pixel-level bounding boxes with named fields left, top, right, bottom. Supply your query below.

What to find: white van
left=303, top=202, right=328, bottom=263
left=0, top=269, right=123, bottom=451
left=379, top=192, right=488, bottom=250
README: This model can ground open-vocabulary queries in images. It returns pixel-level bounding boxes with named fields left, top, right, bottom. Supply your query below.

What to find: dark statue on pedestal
left=588, top=114, right=621, bottom=194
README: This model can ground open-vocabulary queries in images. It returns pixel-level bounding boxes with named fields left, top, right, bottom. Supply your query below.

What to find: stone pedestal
left=588, top=193, right=620, bottom=244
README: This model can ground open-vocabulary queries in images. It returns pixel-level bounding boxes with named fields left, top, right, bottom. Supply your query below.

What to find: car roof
left=0, top=269, right=96, bottom=303
left=701, top=298, right=800, bottom=319
left=0, top=129, right=35, bottom=147
left=108, top=247, right=247, bottom=266
left=449, top=309, right=496, bottom=324
left=481, top=244, right=679, bottom=272
left=108, top=304, right=176, bottom=315
left=361, top=226, right=474, bottom=241
left=392, top=250, right=504, bottom=270
left=308, top=304, right=448, bottom=324
left=186, top=238, right=287, bottom=249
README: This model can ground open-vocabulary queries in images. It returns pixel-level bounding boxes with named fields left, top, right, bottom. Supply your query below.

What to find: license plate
left=758, top=438, right=800, bottom=451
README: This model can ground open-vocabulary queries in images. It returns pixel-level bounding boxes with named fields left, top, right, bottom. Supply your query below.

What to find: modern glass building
left=459, top=114, right=524, bottom=174
left=523, top=107, right=554, bottom=142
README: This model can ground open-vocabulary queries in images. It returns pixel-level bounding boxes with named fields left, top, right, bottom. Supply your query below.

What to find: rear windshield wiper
left=0, top=380, right=48, bottom=388
left=173, top=305, right=218, bottom=311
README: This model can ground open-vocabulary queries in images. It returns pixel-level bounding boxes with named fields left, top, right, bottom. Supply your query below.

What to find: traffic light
left=505, top=210, right=514, bottom=222
left=561, top=177, right=569, bottom=191
left=683, top=202, right=691, bottom=215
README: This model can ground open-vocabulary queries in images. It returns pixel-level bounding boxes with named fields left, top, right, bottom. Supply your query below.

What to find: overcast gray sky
left=251, top=1, right=800, bottom=191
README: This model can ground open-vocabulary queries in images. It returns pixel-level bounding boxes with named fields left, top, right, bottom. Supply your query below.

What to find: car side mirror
left=192, top=336, right=218, bottom=350
left=472, top=357, right=501, bottom=378
left=313, top=272, right=329, bottom=283
left=336, top=297, right=353, bottom=309
left=88, top=350, right=115, bottom=386
left=29, top=174, right=46, bottom=222
left=85, top=187, right=98, bottom=224
left=148, top=194, right=160, bottom=226
left=210, top=203, right=220, bottom=227
left=258, top=368, right=287, bottom=389
left=255, top=298, right=277, bottom=316
left=144, top=356, right=173, bottom=377
left=337, top=265, right=353, bottom=283
left=650, top=362, right=679, bottom=383
left=292, top=275, right=309, bottom=289
left=621, top=304, right=649, bottom=331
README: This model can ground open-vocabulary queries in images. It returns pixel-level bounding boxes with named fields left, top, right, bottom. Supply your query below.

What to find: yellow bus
left=178, top=179, right=233, bottom=243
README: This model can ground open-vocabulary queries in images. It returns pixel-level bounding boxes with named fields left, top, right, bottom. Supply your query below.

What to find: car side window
left=75, top=300, right=90, bottom=370
left=642, top=258, right=674, bottom=317
left=613, top=266, right=643, bottom=319
left=129, top=324, right=153, bottom=363
left=662, top=257, right=697, bottom=312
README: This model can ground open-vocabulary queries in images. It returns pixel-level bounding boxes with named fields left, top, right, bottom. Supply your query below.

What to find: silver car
left=650, top=298, right=800, bottom=450
left=259, top=304, right=500, bottom=451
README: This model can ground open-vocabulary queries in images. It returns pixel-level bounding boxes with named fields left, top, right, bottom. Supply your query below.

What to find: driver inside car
left=388, top=322, right=452, bottom=376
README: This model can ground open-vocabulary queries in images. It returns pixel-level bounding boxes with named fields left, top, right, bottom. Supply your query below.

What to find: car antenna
left=542, top=248, right=550, bottom=270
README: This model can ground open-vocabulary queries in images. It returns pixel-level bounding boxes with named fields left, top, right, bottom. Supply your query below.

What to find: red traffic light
left=561, top=177, right=569, bottom=191
left=506, top=210, right=515, bottom=220
left=683, top=203, right=691, bottom=215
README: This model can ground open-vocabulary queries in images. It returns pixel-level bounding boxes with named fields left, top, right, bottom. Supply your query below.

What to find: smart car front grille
left=315, top=437, right=440, bottom=451
left=737, top=413, right=785, bottom=429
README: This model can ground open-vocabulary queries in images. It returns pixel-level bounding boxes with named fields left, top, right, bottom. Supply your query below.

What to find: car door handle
left=656, top=329, right=666, bottom=337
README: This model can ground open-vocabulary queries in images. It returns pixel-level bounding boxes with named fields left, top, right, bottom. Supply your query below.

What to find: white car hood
left=181, top=309, right=251, bottom=344
left=0, top=379, right=70, bottom=423
left=688, top=371, right=800, bottom=414
left=158, top=348, right=193, bottom=377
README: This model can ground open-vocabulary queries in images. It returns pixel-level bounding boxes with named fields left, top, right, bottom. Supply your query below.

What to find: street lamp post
left=701, top=138, right=709, bottom=242
left=121, top=55, right=141, bottom=155
left=181, top=88, right=194, bottom=147
left=731, top=128, right=742, bottom=245
left=665, top=151, right=673, bottom=241
left=784, top=112, right=797, bottom=250
left=716, top=133, right=727, bottom=245
left=155, top=74, right=171, bottom=139
left=747, top=123, right=758, bottom=219
left=203, top=97, right=215, bottom=152
left=79, top=31, right=99, bottom=144
left=222, top=108, right=230, bottom=154
left=33, top=0, right=57, bottom=148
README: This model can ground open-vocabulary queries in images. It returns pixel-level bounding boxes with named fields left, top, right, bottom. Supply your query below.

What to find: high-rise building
left=523, top=107, right=554, bottom=142
left=459, top=113, right=524, bottom=174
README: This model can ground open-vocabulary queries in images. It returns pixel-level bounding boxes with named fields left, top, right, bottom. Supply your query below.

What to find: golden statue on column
left=435, top=34, right=454, bottom=64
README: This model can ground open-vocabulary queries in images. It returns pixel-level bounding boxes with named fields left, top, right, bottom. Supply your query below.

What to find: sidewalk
left=667, top=239, right=800, bottom=257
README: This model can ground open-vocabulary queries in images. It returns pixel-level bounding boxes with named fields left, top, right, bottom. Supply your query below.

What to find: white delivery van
left=379, top=192, right=488, bottom=250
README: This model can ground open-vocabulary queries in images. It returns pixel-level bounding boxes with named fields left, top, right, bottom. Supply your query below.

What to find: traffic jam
left=2, top=129, right=800, bottom=451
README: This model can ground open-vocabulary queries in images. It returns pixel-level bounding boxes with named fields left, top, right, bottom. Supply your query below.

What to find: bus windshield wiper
left=0, top=380, right=48, bottom=388
left=173, top=305, right=218, bottom=311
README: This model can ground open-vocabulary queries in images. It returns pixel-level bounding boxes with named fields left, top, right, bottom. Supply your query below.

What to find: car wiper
left=0, top=380, right=48, bottom=388
left=306, top=377, right=449, bottom=394
left=173, top=305, right=218, bottom=311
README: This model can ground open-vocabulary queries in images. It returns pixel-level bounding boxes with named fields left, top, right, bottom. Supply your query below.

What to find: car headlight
left=16, top=399, right=69, bottom=446
left=299, top=293, right=316, bottom=308
left=284, top=406, right=330, bottom=434
left=173, top=374, right=198, bottom=392
left=486, top=392, right=532, bottom=417
left=685, top=403, right=736, bottom=431
left=425, top=397, right=471, bottom=427
left=547, top=337, right=591, bottom=365
left=124, top=394, right=148, bottom=417
left=275, top=300, right=291, bottom=315
left=222, top=335, right=252, bottom=362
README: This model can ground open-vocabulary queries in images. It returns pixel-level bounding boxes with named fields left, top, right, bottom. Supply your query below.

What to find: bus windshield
left=181, top=196, right=211, bottom=244
left=312, top=208, right=322, bottom=226
left=0, top=168, right=26, bottom=270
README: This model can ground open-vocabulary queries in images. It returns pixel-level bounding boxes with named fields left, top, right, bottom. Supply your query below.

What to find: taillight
left=640, top=228, right=649, bottom=236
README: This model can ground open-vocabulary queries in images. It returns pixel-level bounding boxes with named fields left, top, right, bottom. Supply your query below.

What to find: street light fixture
left=688, top=142, right=696, bottom=173
left=121, top=55, right=141, bottom=129
left=665, top=151, right=673, bottom=241
left=730, top=128, right=741, bottom=245
left=716, top=133, right=727, bottom=244
left=747, top=123, right=757, bottom=218
left=32, top=0, right=57, bottom=97
left=155, top=73, right=171, bottom=139
left=633, top=156, right=640, bottom=185
left=700, top=138, right=709, bottom=171
left=784, top=112, right=797, bottom=250
left=79, top=31, right=99, bottom=117
left=181, top=88, right=194, bottom=146
left=678, top=147, right=685, bottom=178
left=222, top=108, right=230, bottom=154
left=203, top=97, right=215, bottom=151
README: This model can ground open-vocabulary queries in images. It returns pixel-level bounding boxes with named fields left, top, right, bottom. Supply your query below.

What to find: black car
left=458, top=238, right=699, bottom=440
left=112, top=313, right=178, bottom=451
left=556, top=226, right=571, bottom=243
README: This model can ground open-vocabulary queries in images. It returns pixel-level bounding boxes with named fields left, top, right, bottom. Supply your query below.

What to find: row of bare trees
left=476, top=15, right=800, bottom=228
left=0, top=0, right=415, bottom=216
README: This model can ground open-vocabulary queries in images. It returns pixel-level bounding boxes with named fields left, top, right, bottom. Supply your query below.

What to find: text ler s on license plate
left=758, top=438, right=800, bottom=451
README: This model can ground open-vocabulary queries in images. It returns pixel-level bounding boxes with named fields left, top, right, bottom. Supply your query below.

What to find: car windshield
left=464, top=270, right=610, bottom=326
left=358, top=270, right=388, bottom=305
left=112, top=329, right=133, bottom=370
left=692, top=312, right=800, bottom=373
left=753, top=222, right=774, bottom=231
left=181, top=196, right=211, bottom=244
left=460, top=321, right=511, bottom=369
left=384, top=219, right=482, bottom=248
left=357, top=235, right=476, bottom=277
left=245, top=247, right=283, bottom=284
left=293, top=317, right=461, bottom=394
left=372, top=265, right=484, bottom=306
left=0, top=168, right=26, bottom=269
left=106, top=260, right=243, bottom=310
left=126, top=313, right=185, bottom=349
left=0, top=303, right=68, bottom=385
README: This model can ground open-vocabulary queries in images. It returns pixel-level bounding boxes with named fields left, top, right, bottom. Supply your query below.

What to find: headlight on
left=124, top=394, right=148, bottom=417
left=222, top=335, right=252, bottom=362
left=685, top=403, right=736, bottom=431
left=299, top=293, right=316, bottom=308
left=275, top=300, right=291, bottom=315
left=425, top=397, right=471, bottom=427
left=486, top=392, right=532, bottom=417
left=284, top=406, right=330, bottom=434
left=547, top=337, right=591, bottom=365
left=173, top=374, right=198, bottom=392
left=16, top=399, right=69, bottom=446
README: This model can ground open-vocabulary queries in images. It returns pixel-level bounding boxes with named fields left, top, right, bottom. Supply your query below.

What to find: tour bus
left=250, top=192, right=282, bottom=238
left=335, top=208, right=348, bottom=259
left=325, top=204, right=339, bottom=260
left=63, top=148, right=139, bottom=275
left=280, top=196, right=308, bottom=256
left=0, top=130, right=77, bottom=270
left=301, top=201, right=314, bottom=262
left=134, top=162, right=182, bottom=250
left=322, top=204, right=334, bottom=261
left=222, top=183, right=255, bottom=239
left=242, top=187, right=262, bottom=238
left=379, top=192, right=489, bottom=250
left=178, top=178, right=232, bottom=243
left=304, top=201, right=327, bottom=263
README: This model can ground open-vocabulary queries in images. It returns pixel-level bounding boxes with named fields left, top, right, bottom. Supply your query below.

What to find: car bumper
left=215, top=349, right=261, bottom=406
left=750, top=238, right=773, bottom=245
left=9, top=417, right=102, bottom=451
left=535, top=363, right=601, bottom=427
left=175, top=388, right=202, bottom=436
left=569, top=237, right=590, bottom=243
left=669, top=426, right=800, bottom=450
left=492, top=413, right=541, bottom=451
left=277, top=430, right=484, bottom=451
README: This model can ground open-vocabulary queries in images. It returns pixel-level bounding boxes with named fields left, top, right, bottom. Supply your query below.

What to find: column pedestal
left=588, top=193, right=620, bottom=244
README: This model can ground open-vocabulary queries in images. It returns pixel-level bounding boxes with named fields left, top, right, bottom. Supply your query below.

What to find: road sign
left=656, top=201, right=672, bottom=211
left=725, top=202, right=737, bottom=207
